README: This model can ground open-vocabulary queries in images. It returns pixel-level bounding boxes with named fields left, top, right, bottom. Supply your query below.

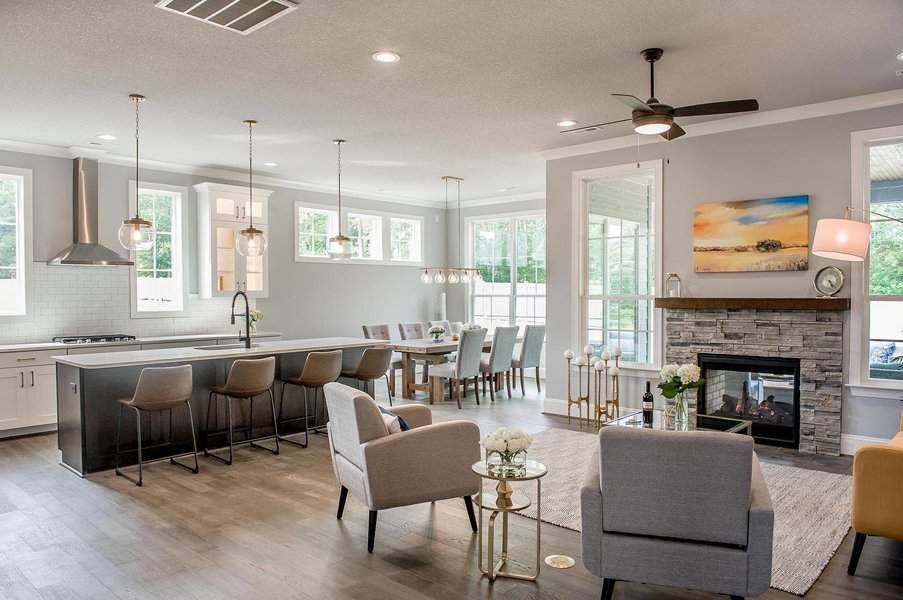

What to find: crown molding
left=458, top=190, right=545, bottom=209
left=541, top=88, right=903, bottom=161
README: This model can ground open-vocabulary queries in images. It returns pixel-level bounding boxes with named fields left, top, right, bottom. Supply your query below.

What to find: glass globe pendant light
left=327, top=139, right=353, bottom=260
left=236, top=120, right=267, bottom=257
left=117, top=94, right=156, bottom=251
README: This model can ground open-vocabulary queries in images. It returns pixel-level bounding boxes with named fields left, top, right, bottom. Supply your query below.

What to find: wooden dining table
left=388, top=335, right=518, bottom=402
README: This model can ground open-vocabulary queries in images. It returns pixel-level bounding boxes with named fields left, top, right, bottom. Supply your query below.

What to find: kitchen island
left=54, top=337, right=381, bottom=476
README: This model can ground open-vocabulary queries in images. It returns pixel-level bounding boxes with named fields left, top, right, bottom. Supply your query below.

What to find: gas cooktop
left=51, top=334, right=137, bottom=345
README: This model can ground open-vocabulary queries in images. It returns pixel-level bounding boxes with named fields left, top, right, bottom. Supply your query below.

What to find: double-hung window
left=131, top=183, right=186, bottom=315
left=0, top=167, right=31, bottom=316
left=579, top=161, right=661, bottom=366
left=469, top=213, right=546, bottom=332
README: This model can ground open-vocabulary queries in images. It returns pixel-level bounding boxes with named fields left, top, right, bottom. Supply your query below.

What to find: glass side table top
left=472, top=459, right=548, bottom=482
left=606, top=409, right=751, bottom=434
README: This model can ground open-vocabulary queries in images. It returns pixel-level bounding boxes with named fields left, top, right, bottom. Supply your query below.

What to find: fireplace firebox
left=697, top=353, right=800, bottom=448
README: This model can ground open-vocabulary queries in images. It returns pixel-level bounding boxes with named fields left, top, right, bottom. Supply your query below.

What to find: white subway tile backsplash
left=0, top=263, right=239, bottom=344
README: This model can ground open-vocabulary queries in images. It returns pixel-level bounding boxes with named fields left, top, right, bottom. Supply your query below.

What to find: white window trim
left=293, top=200, right=424, bottom=266
left=0, top=166, right=32, bottom=318
left=128, top=181, right=190, bottom=319
left=849, top=124, right=903, bottom=391
left=571, top=159, right=664, bottom=371
left=465, top=209, right=546, bottom=326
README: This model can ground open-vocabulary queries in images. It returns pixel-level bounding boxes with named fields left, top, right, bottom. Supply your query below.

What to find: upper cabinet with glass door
left=195, top=182, right=272, bottom=299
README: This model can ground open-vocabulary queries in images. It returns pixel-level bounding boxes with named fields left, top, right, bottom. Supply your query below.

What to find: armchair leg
left=464, top=495, right=477, bottom=532
left=848, top=531, right=867, bottom=575
left=600, top=579, right=616, bottom=600
left=520, top=367, right=525, bottom=396
left=368, top=510, right=378, bottom=553
left=729, top=596, right=744, bottom=600
left=535, top=366, right=541, bottom=392
left=337, top=486, right=349, bottom=519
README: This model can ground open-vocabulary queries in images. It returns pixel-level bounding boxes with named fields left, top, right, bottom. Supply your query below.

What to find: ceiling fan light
left=634, top=122, right=672, bottom=135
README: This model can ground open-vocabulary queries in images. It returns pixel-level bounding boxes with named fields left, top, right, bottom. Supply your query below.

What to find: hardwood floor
left=0, top=381, right=901, bottom=599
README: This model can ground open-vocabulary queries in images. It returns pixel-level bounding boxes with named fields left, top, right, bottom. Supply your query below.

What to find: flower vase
left=431, top=333, right=442, bottom=342
left=486, top=449, right=527, bottom=478
left=674, top=391, right=689, bottom=430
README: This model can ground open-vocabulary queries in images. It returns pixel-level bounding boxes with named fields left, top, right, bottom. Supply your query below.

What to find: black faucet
left=230, top=291, right=252, bottom=349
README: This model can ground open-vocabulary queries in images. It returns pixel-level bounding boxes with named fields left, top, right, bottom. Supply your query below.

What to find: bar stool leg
left=249, top=389, right=280, bottom=455
left=114, top=403, right=124, bottom=477
left=226, top=396, right=234, bottom=465
left=276, top=382, right=310, bottom=448
left=135, top=409, right=144, bottom=486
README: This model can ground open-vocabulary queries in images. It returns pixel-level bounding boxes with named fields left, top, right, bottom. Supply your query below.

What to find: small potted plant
left=658, top=363, right=704, bottom=427
left=483, top=427, right=532, bottom=477
left=428, top=325, right=446, bottom=342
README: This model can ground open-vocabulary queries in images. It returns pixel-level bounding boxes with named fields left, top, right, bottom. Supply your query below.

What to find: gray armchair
left=581, top=427, right=773, bottom=600
left=324, top=382, right=481, bottom=552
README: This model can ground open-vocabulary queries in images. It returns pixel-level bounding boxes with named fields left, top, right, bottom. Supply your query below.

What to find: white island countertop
left=53, top=337, right=381, bottom=369
left=0, top=331, right=281, bottom=354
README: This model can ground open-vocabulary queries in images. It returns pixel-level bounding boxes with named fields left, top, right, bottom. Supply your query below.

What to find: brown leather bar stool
left=361, top=324, right=403, bottom=396
left=114, top=365, right=199, bottom=487
left=341, top=347, right=395, bottom=405
left=203, top=356, right=279, bottom=465
left=278, top=350, right=342, bottom=448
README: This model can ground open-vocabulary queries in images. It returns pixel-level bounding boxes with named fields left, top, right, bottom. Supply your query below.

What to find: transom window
left=390, top=217, right=422, bottom=262
left=469, top=214, right=546, bottom=332
left=0, top=168, right=30, bottom=316
left=347, top=212, right=383, bottom=260
left=132, top=185, right=185, bottom=314
left=296, top=205, right=338, bottom=259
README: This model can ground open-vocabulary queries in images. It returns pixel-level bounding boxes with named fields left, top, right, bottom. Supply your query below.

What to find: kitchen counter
left=55, top=336, right=381, bottom=476
left=0, top=331, right=281, bottom=354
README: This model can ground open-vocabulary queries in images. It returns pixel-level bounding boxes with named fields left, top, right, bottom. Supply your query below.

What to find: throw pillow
left=378, top=406, right=410, bottom=433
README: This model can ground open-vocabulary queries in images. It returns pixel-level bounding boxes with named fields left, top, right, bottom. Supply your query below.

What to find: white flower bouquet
left=658, top=362, right=704, bottom=425
left=483, top=428, right=532, bottom=477
left=427, top=325, right=446, bottom=341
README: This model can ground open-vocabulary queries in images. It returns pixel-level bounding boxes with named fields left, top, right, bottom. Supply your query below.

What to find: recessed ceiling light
left=263, top=162, right=278, bottom=167
left=897, top=51, right=903, bottom=61
left=97, top=134, right=117, bottom=141
left=371, top=50, right=401, bottom=64
left=497, top=186, right=518, bottom=192
left=557, top=119, right=577, bottom=127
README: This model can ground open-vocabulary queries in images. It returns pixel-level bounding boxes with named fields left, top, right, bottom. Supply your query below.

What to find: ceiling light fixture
left=263, top=161, right=278, bottom=167
left=97, top=134, right=117, bottom=141
left=371, top=50, right=401, bottom=63
left=420, top=176, right=482, bottom=285
left=117, top=94, right=156, bottom=252
left=897, top=51, right=903, bottom=61
left=557, top=120, right=577, bottom=127
left=327, top=139, right=353, bottom=260
left=236, top=120, right=267, bottom=257
left=633, top=112, right=673, bottom=135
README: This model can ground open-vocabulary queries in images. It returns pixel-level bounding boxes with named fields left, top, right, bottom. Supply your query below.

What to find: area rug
left=506, top=428, right=852, bottom=596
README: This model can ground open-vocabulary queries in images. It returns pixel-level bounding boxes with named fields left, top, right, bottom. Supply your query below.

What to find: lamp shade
left=812, top=218, right=871, bottom=262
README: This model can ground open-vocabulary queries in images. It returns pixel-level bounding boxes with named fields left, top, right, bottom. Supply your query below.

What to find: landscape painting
left=693, top=195, right=809, bottom=273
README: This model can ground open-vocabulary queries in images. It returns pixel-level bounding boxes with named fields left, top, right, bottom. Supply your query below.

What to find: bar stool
left=341, top=347, right=394, bottom=404
left=361, top=324, right=403, bottom=396
left=203, top=356, right=279, bottom=465
left=114, top=365, right=199, bottom=487
left=278, top=350, right=342, bottom=448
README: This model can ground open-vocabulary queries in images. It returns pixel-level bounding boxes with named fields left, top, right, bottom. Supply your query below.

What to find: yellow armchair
left=848, top=409, right=903, bottom=575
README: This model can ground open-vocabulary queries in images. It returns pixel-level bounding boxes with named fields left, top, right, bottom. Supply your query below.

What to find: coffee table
left=605, top=408, right=752, bottom=435
left=472, top=459, right=547, bottom=582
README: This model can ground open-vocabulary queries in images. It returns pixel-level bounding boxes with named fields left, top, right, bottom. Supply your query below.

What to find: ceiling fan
left=561, top=48, right=759, bottom=140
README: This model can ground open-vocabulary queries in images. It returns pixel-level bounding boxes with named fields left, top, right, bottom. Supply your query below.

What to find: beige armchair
left=324, top=382, right=481, bottom=552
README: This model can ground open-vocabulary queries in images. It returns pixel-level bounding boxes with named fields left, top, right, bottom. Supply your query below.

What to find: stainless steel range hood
left=48, top=158, right=133, bottom=266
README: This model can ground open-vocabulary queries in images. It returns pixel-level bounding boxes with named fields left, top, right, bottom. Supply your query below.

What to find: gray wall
left=545, top=103, right=903, bottom=443
left=0, top=148, right=445, bottom=340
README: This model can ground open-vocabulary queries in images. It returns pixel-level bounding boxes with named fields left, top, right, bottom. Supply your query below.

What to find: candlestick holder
left=564, top=352, right=583, bottom=426
left=593, top=359, right=606, bottom=429
left=606, top=355, right=621, bottom=420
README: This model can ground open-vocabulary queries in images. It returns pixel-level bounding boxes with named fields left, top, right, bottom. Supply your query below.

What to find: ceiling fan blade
left=612, top=93, right=652, bottom=112
left=673, top=99, right=758, bottom=117
left=560, top=118, right=632, bottom=134
left=661, top=123, right=686, bottom=141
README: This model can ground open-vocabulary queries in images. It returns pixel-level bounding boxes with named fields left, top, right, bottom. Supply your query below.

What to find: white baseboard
left=840, top=433, right=892, bottom=456
left=542, top=396, right=568, bottom=416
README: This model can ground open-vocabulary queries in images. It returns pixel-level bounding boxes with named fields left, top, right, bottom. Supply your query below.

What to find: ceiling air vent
left=155, top=0, right=298, bottom=35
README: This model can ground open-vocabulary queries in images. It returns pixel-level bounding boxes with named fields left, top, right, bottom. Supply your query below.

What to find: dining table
left=390, top=335, right=517, bottom=402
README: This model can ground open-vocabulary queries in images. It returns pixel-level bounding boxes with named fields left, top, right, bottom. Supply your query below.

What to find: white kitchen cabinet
left=0, top=368, right=25, bottom=429
left=196, top=182, right=272, bottom=299
left=0, top=364, right=57, bottom=431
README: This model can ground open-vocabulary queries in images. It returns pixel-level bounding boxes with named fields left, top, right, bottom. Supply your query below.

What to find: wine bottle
left=642, top=381, right=654, bottom=425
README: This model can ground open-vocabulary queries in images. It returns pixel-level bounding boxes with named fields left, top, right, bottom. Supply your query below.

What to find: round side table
left=471, top=459, right=548, bottom=582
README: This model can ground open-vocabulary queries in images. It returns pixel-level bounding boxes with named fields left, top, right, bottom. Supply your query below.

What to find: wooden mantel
left=654, top=297, right=850, bottom=311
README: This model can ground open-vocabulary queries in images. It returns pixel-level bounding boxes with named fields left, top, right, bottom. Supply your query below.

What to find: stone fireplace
left=657, top=297, right=848, bottom=455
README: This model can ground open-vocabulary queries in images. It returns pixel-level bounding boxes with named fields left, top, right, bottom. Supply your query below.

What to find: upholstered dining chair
left=428, top=328, right=486, bottom=408
left=398, top=322, right=431, bottom=385
left=429, top=320, right=451, bottom=333
left=480, top=326, right=519, bottom=400
left=341, top=347, right=395, bottom=405
left=361, top=324, right=403, bottom=396
left=324, top=382, right=480, bottom=553
left=581, top=427, right=773, bottom=600
left=511, top=324, right=545, bottom=395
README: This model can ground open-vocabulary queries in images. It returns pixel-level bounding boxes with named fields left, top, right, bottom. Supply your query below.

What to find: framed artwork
left=693, top=195, right=809, bottom=273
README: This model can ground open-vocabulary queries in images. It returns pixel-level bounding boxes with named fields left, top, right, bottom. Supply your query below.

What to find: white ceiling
left=0, top=0, right=902, bottom=205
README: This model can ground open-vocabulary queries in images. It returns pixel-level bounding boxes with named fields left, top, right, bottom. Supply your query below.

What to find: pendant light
left=237, top=119, right=267, bottom=257
left=420, top=176, right=482, bottom=284
left=327, top=139, right=352, bottom=260
left=117, top=94, right=156, bottom=251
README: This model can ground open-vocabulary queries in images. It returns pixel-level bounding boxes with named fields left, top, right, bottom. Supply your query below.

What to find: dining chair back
left=455, top=328, right=487, bottom=380
left=485, top=326, right=519, bottom=374
left=362, top=324, right=392, bottom=341
left=398, top=322, right=425, bottom=340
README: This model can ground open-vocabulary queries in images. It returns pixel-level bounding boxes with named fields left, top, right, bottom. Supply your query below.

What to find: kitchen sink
left=193, top=343, right=260, bottom=351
